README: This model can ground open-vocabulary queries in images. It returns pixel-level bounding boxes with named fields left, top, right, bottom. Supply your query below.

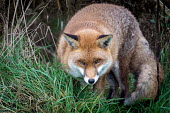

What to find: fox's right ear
left=63, top=33, right=79, bottom=49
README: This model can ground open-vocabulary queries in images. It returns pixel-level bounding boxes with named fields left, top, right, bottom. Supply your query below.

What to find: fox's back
left=64, top=4, right=138, bottom=36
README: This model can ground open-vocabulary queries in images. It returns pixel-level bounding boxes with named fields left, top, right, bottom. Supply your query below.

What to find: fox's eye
left=94, top=59, right=102, bottom=64
left=79, top=60, right=86, bottom=66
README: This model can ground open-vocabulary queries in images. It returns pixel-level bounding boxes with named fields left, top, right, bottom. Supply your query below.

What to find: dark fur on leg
left=106, top=70, right=119, bottom=99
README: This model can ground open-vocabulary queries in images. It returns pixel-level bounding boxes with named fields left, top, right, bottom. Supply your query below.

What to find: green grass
left=0, top=47, right=169, bottom=112
left=0, top=29, right=169, bottom=113
left=0, top=2, right=170, bottom=112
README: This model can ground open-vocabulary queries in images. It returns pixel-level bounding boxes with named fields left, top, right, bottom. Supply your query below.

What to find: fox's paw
left=124, top=98, right=134, bottom=106
left=124, top=92, right=138, bottom=106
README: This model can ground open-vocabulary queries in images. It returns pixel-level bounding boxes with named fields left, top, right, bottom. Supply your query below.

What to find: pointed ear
left=63, top=33, right=79, bottom=49
left=97, top=35, right=112, bottom=48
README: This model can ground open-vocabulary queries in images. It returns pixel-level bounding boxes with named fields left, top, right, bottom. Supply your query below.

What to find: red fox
left=56, top=4, right=164, bottom=105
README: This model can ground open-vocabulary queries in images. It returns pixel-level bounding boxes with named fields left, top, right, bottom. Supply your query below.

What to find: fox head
left=63, top=30, right=113, bottom=84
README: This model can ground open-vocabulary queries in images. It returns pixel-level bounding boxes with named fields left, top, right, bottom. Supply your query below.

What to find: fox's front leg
left=93, top=75, right=106, bottom=95
left=106, top=70, right=119, bottom=99
left=106, top=61, right=130, bottom=100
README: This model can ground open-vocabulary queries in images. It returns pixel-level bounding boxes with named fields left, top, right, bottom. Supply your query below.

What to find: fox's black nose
left=88, top=79, right=95, bottom=84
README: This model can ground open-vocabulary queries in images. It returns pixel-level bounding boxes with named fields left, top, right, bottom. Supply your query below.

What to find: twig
left=155, top=0, right=170, bottom=16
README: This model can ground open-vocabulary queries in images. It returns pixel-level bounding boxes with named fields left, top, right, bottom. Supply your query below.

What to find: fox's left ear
left=97, top=35, right=113, bottom=48
left=63, top=33, right=79, bottom=49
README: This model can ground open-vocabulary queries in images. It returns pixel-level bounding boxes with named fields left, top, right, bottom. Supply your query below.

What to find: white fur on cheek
left=77, top=67, right=84, bottom=75
left=68, top=60, right=84, bottom=78
left=97, top=60, right=112, bottom=77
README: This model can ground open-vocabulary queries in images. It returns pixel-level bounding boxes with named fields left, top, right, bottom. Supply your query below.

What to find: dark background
left=0, top=0, right=170, bottom=59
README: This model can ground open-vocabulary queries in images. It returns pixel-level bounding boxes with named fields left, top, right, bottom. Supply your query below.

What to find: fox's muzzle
left=84, top=75, right=99, bottom=84
left=83, top=66, right=99, bottom=84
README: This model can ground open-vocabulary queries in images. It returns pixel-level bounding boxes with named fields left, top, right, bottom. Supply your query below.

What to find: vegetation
left=0, top=0, right=169, bottom=112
